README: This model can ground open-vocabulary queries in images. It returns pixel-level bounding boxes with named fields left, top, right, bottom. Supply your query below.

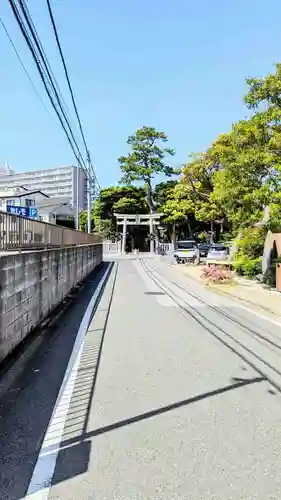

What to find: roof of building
left=2, top=165, right=77, bottom=176
left=36, top=197, right=71, bottom=208
left=37, top=198, right=76, bottom=217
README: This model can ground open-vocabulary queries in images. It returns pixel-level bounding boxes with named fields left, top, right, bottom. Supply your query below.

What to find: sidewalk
left=173, top=263, right=281, bottom=318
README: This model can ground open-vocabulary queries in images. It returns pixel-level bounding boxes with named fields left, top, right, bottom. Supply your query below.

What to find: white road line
left=237, top=303, right=281, bottom=327
left=22, top=262, right=114, bottom=500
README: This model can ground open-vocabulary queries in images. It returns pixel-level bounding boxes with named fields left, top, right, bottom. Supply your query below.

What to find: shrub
left=267, top=203, right=281, bottom=233
left=201, top=265, right=233, bottom=283
left=233, top=256, right=262, bottom=278
left=236, top=227, right=266, bottom=259
left=233, top=227, right=265, bottom=278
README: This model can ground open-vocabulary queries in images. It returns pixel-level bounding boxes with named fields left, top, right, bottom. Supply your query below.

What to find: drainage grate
left=145, top=291, right=165, bottom=296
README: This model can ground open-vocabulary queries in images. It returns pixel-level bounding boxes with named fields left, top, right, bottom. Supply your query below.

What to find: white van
left=174, top=240, right=197, bottom=264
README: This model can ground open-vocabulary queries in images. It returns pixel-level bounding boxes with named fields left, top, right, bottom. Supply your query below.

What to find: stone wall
left=0, top=244, right=102, bottom=363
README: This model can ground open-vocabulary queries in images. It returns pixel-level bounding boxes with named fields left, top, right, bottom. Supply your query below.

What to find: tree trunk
left=172, top=221, right=176, bottom=247
left=145, top=179, right=155, bottom=213
left=187, top=218, right=193, bottom=238
left=210, top=220, right=214, bottom=243
left=145, top=178, right=159, bottom=250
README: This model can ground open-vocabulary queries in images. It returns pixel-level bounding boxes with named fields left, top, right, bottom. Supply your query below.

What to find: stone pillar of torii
left=114, top=213, right=163, bottom=254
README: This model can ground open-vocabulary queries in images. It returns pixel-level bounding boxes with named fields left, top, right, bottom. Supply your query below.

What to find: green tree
left=79, top=205, right=113, bottom=237
left=79, top=210, right=89, bottom=232
left=210, top=116, right=276, bottom=229
left=153, top=180, right=178, bottom=208
left=118, top=126, right=178, bottom=212
left=181, top=153, right=223, bottom=240
left=113, top=196, right=146, bottom=214
left=161, top=183, right=194, bottom=243
left=80, top=185, right=148, bottom=238
left=95, top=186, right=148, bottom=220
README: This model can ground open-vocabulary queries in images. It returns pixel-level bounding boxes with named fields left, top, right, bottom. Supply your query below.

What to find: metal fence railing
left=156, top=242, right=173, bottom=256
left=0, top=211, right=102, bottom=250
left=103, top=240, right=122, bottom=254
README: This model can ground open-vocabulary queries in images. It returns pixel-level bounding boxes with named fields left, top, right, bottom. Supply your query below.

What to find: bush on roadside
left=233, top=256, right=262, bottom=278
left=236, top=227, right=266, bottom=259
left=201, top=265, right=233, bottom=283
left=233, top=227, right=265, bottom=278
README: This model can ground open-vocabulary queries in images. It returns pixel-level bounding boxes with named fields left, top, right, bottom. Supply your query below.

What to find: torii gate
left=114, top=213, right=163, bottom=254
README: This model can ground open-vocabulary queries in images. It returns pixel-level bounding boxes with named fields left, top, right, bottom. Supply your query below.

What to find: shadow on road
left=42, top=374, right=265, bottom=490
left=0, top=256, right=272, bottom=499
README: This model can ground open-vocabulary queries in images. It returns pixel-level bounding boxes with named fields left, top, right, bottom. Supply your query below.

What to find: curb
left=171, top=263, right=281, bottom=318
left=206, top=284, right=281, bottom=317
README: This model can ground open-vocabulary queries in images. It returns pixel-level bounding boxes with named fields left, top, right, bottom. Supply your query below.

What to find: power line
left=46, top=0, right=88, bottom=156
left=18, top=0, right=75, bottom=133
left=0, top=16, right=52, bottom=118
left=17, top=0, right=87, bottom=170
left=8, top=0, right=89, bottom=178
left=45, top=0, right=100, bottom=190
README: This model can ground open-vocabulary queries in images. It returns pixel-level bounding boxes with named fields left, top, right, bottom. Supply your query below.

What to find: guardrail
left=0, top=211, right=101, bottom=250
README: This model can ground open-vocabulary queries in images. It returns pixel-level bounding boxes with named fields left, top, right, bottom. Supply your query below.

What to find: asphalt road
left=1, top=256, right=281, bottom=499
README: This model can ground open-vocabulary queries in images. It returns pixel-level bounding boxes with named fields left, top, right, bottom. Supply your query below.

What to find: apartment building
left=0, top=165, right=88, bottom=210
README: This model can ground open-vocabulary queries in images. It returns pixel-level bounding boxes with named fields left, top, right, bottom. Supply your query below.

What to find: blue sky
left=1, top=0, right=281, bottom=187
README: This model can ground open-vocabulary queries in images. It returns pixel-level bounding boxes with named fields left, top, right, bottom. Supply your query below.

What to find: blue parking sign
left=29, top=207, right=38, bottom=219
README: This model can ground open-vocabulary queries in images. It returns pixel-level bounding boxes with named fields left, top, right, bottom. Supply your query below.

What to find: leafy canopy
left=96, top=186, right=148, bottom=219
left=118, top=126, right=178, bottom=212
left=118, top=126, right=177, bottom=184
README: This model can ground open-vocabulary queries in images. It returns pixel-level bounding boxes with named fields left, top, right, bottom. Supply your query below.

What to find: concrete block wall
left=0, top=244, right=102, bottom=363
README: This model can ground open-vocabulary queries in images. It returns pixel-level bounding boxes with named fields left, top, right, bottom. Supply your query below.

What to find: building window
left=25, top=198, right=34, bottom=206
left=8, top=199, right=16, bottom=206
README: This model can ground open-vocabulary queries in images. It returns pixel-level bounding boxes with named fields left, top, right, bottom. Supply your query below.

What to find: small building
left=36, top=197, right=76, bottom=229
left=0, top=186, right=49, bottom=218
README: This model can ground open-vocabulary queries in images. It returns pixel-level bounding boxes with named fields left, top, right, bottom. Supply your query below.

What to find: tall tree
left=118, top=126, right=178, bottom=212
left=96, top=186, right=148, bottom=219
left=161, top=183, right=194, bottom=244
left=79, top=185, right=147, bottom=236
left=153, top=180, right=178, bottom=208
left=210, top=116, right=276, bottom=229
left=181, top=152, right=223, bottom=240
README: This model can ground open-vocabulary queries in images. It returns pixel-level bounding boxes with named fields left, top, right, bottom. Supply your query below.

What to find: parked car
left=174, top=240, right=197, bottom=264
left=206, top=243, right=229, bottom=262
left=198, top=243, right=211, bottom=259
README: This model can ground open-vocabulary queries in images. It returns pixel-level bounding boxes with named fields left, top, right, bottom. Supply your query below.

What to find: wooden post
left=149, top=216, right=154, bottom=253
left=210, top=220, right=214, bottom=243
left=121, top=217, right=127, bottom=253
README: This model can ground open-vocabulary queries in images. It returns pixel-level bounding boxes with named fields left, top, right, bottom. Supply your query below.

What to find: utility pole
left=87, top=152, right=92, bottom=234
left=87, top=175, right=91, bottom=234
left=76, top=166, right=79, bottom=230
